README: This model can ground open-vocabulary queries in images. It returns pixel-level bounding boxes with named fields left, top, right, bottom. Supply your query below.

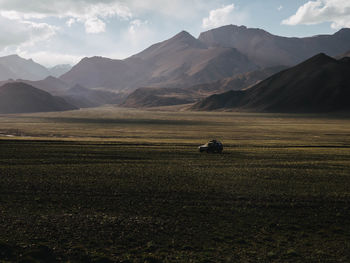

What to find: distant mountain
left=0, top=82, right=77, bottom=114
left=192, top=54, right=350, bottom=113
left=122, top=66, right=286, bottom=108
left=0, top=55, right=50, bottom=81
left=0, top=55, right=72, bottom=81
left=0, top=76, right=124, bottom=108
left=49, top=64, right=72, bottom=78
left=198, top=25, right=350, bottom=67
left=60, top=31, right=257, bottom=91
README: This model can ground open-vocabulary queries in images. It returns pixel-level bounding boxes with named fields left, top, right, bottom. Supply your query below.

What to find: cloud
left=202, top=4, right=235, bottom=29
left=0, top=0, right=132, bottom=34
left=128, top=19, right=148, bottom=35
left=278, top=5, right=283, bottom=11
left=282, top=0, right=350, bottom=29
left=0, top=15, right=56, bottom=50
left=85, top=17, right=106, bottom=34
left=125, top=19, right=157, bottom=49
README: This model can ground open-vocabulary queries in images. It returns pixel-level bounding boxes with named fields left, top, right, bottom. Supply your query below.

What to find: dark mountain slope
left=199, top=25, right=350, bottom=67
left=0, top=82, right=77, bottom=114
left=192, top=54, right=350, bottom=113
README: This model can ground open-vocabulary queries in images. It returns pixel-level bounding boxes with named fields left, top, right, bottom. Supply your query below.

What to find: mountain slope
left=0, top=76, right=70, bottom=95
left=0, top=77, right=124, bottom=108
left=0, top=82, right=77, bottom=114
left=192, top=54, right=350, bottom=113
left=0, top=55, right=51, bottom=81
left=60, top=31, right=257, bottom=91
left=122, top=66, right=287, bottom=108
left=198, top=25, right=350, bottom=67
left=49, top=64, right=72, bottom=78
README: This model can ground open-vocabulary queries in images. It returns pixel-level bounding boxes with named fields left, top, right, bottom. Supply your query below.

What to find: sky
left=0, top=0, right=349, bottom=67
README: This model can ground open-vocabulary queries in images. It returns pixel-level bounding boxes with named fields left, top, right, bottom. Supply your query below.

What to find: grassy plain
left=0, top=106, right=350, bottom=262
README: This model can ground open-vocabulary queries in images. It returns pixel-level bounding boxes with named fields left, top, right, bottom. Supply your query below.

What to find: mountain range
left=192, top=54, right=350, bottom=113
left=0, top=55, right=71, bottom=81
left=61, top=25, right=350, bottom=94
left=60, top=31, right=257, bottom=91
left=199, top=25, right=350, bottom=67
left=0, top=76, right=123, bottom=108
left=1, top=25, right=350, bottom=114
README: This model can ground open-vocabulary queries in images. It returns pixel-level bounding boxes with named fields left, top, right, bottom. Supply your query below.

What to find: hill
left=0, top=77, right=124, bottom=108
left=60, top=31, right=257, bottom=91
left=0, top=82, right=77, bottom=114
left=0, top=55, right=50, bottom=81
left=0, top=55, right=72, bottom=81
left=198, top=25, right=350, bottom=67
left=121, top=66, right=286, bottom=108
left=192, top=54, right=350, bottom=113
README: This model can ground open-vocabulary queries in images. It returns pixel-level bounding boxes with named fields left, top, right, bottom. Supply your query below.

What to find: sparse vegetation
left=0, top=107, right=350, bottom=262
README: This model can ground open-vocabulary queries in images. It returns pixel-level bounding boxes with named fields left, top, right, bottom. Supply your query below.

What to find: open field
left=1, top=107, right=350, bottom=262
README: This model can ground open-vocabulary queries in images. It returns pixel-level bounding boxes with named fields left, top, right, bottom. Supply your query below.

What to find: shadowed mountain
left=192, top=54, right=350, bottom=113
left=121, top=66, right=287, bottom=108
left=198, top=25, right=350, bottom=67
left=0, top=76, right=70, bottom=95
left=0, top=82, right=77, bottom=114
left=0, top=77, right=124, bottom=108
left=60, top=31, right=257, bottom=91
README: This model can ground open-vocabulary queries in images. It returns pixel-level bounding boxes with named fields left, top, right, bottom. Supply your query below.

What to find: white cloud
left=202, top=4, right=236, bottom=29
left=282, top=0, right=350, bottom=29
left=278, top=5, right=283, bottom=11
left=128, top=19, right=148, bottom=34
left=85, top=17, right=106, bottom=34
left=125, top=19, right=156, bottom=49
left=0, top=0, right=132, bottom=34
left=0, top=15, right=56, bottom=50
left=66, top=18, right=76, bottom=27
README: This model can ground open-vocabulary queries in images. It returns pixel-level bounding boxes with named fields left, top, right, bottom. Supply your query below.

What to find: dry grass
left=0, top=107, right=350, bottom=262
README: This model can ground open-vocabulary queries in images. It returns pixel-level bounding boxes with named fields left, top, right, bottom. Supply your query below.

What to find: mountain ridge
left=60, top=30, right=257, bottom=91
left=192, top=53, right=350, bottom=113
left=0, top=54, right=72, bottom=81
left=198, top=25, right=350, bottom=67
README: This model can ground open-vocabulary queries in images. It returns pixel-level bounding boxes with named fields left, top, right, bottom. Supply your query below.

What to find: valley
left=1, top=108, right=350, bottom=262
